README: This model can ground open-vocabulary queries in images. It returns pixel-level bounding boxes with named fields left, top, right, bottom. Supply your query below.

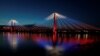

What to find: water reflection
left=30, top=33, right=98, bottom=56
left=0, top=32, right=99, bottom=56
left=4, top=32, right=18, bottom=49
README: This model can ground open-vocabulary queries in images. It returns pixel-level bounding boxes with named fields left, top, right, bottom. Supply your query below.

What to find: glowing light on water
left=83, top=34, right=88, bottom=39
left=7, top=33, right=18, bottom=49
left=77, top=34, right=81, bottom=40
left=46, top=45, right=63, bottom=56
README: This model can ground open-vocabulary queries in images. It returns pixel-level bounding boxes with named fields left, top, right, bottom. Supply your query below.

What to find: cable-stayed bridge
left=0, top=12, right=100, bottom=33
left=32, top=12, right=100, bottom=33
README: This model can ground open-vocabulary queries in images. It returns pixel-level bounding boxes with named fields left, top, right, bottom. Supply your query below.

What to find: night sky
left=0, top=0, right=99, bottom=27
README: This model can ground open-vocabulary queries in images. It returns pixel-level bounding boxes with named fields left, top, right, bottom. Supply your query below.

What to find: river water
left=0, top=32, right=100, bottom=56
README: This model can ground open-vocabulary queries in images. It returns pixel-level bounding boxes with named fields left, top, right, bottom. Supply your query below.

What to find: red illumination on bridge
left=53, top=13, right=57, bottom=44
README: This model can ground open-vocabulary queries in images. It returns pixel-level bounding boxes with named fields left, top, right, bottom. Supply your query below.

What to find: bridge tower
left=53, top=13, right=57, bottom=45
left=8, top=19, right=18, bottom=26
left=47, top=12, right=66, bottom=46
left=8, top=19, right=18, bottom=31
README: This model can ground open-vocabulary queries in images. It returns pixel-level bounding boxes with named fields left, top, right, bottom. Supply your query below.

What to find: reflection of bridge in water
left=2, top=32, right=100, bottom=56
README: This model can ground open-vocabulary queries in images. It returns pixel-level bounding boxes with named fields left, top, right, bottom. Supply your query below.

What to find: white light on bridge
left=46, top=12, right=66, bottom=20
left=8, top=19, right=18, bottom=26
